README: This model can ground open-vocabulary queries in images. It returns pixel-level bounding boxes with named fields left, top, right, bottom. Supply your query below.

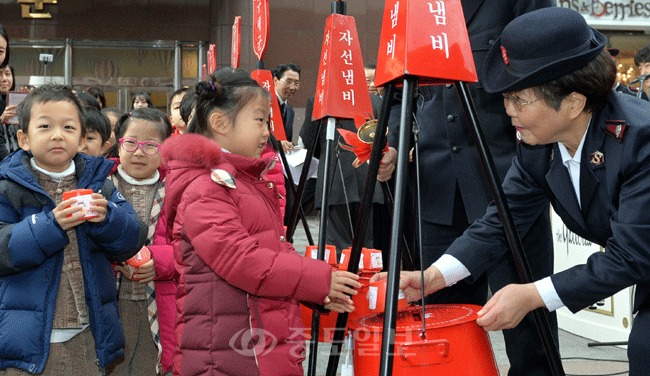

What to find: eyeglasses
left=119, top=137, right=162, bottom=155
left=279, top=78, right=300, bottom=88
left=502, top=93, right=539, bottom=111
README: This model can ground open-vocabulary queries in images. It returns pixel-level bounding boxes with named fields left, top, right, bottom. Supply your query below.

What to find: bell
left=357, top=119, right=379, bottom=144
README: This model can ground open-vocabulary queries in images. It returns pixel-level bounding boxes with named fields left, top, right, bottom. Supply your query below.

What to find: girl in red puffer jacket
left=160, top=68, right=360, bottom=376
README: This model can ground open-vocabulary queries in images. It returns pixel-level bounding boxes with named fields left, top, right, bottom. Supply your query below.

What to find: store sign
left=18, top=0, right=57, bottom=19
left=559, top=0, right=650, bottom=27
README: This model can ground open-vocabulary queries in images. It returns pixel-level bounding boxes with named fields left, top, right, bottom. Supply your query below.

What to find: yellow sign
left=18, top=0, right=58, bottom=19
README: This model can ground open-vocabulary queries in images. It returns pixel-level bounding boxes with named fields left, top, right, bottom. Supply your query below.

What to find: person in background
left=299, top=94, right=383, bottom=254
left=168, top=87, right=188, bottom=135
left=377, top=8, right=650, bottom=376
left=364, top=63, right=381, bottom=97
left=0, top=84, right=147, bottom=375
left=160, top=68, right=360, bottom=376
left=102, top=107, right=122, bottom=146
left=106, top=108, right=175, bottom=376
left=0, top=65, right=18, bottom=160
left=633, top=44, right=650, bottom=97
left=0, top=24, right=11, bottom=159
left=179, top=91, right=196, bottom=133
left=608, top=48, right=648, bottom=99
left=76, top=91, right=101, bottom=111
left=272, top=63, right=301, bottom=227
left=0, top=24, right=10, bottom=69
left=132, top=91, right=153, bottom=110
left=85, top=86, right=106, bottom=109
left=79, top=107, right=112, bottom=157
left=272, top=63, right=300, bottom=151
left=379, top=1, right=557, bottom=375
left=360, top=61, right=393, bottom=263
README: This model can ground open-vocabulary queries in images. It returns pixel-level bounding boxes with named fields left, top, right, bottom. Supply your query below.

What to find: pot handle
left=398, top=339, right=451, bottom=365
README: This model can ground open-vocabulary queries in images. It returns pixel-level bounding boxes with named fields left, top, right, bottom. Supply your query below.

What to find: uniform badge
left=605, top=120, right=626, bottom=142
left=589, top=151, right=604, bottom=166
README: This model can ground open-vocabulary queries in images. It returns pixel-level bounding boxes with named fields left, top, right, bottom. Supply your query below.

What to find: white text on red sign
left=390, top=1, right=400, bottom=28
left=428, top=1, right=447, bottom=25
left=343, top=89, right=356, bottom=106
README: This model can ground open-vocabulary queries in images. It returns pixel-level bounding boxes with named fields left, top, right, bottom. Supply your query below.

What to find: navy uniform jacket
left=447, top=92, right=650, bottom=313
left=300, top=95, right=383, bottom=208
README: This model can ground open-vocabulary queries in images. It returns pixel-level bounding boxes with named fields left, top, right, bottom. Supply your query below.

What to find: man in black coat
left=609, top=48, right=648, bottom=99
left=273, top=63, right=301, bottom=148
left=300, top=94, right=384, bottom=252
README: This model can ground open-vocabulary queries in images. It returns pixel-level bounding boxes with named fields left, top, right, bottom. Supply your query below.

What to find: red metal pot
left=352, top=305, right=499, bottom=375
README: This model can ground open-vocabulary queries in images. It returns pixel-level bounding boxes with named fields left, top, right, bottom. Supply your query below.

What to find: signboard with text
left=312, top=14, right=373, bottom=123
left=374, top=0, right=477, bottom=87
left=251, top=69, right=287, bottom=141
left=253, top=0, right=270, bottom=61
left=559, top=0, right=650, bottom=30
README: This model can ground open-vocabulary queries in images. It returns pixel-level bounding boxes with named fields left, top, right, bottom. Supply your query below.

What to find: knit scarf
left=147, top=182, right=165, bottom=375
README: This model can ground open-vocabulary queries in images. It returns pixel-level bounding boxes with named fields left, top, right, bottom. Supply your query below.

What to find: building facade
left=1, top=1, right=648, bottom=110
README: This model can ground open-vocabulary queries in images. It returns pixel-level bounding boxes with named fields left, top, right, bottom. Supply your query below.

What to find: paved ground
left=292, top=215, right=630, bottom=375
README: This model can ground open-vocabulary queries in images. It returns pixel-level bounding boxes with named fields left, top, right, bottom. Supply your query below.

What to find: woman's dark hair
left=0, top=24, right=10, bottom=69
left=76, top=91, right=101, bottom=110
left=169, top=87, right=188, bottom=109
left=180, top=90, right=196, bottom=125
left=534, top=49, right=616, bottom=114
left=19, top=84, right=85, bottom=136
left=190, top=67, right=269, bottom=137
left=105, top=107, right=172, bottom=158
left=131, top=91, right=153, bottom=109
left=85, top=86, right=106, bottom=109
